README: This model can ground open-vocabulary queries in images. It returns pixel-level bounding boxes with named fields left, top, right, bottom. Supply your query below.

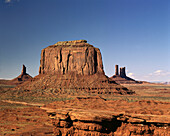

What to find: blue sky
left=0, top=0, right=169, bottom=82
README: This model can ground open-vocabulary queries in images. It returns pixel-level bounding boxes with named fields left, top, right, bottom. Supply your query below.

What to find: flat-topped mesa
left=47, top=40, right=93, bottom=48
left=16, top=45, right=135, bottom=95
left=56, top=40, right=87, bottom=45
left=39, top=40, right=104, bottom=75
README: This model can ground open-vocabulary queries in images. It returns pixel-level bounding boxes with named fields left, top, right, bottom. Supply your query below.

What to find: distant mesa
left=10, top=64, right=33, bottom=85
left=110, top=65, right=141, bottom=84
left=17, top=40, right=135, bottom=95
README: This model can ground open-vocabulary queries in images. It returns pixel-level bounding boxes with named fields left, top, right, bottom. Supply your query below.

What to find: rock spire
left=110, top=65, right=140, bottom=84
left=21, top=64, right=26, bottom=75
left=115, top=65, right=119, bottom=75
left=120, top=67, right=126, bottom=78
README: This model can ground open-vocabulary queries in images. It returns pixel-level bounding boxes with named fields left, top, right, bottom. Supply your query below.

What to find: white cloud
left=127, top=69, right=170, bottom=82
left=154, top=70, right=163, bottom=75
left=142, top=70, right=170, bottom=82
left=5, top=0, right=20, bottom=3
left=127, top=72, right=135, bottom=79
left=5, top=0, right=12, bottom=3
left=149, top=70, right=170, bottom=76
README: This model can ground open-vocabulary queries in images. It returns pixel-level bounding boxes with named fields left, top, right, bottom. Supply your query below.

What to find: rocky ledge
left=44, top=96, right=170, bottom=136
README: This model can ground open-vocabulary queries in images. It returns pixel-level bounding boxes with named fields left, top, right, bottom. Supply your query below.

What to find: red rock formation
left=15, top=40, right=135, bottom=95
left=39, top=40, right=104, bottom=75
left=115, top=65, right=119, bottom=75
left=120, top=67, right=126, bottom=78
left=10, top=65, right=32, bottom=85
left=45, top=96, right=170, bottom=136
left=110, top=65, right=141, bottom=84
left=21, top=65, right=26, bottom=75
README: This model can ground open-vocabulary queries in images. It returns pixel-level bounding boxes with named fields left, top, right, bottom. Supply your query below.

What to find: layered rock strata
left=44, top=96, right=170, bottom=136
left=16, top=72, right=134, bottom=95
left=16, top=40, right=134, bottom=95
left=39, top=40, right=104, bottom=75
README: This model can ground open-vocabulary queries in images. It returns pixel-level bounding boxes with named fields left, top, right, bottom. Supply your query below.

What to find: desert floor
left=0, top=83, right=169, bottom=135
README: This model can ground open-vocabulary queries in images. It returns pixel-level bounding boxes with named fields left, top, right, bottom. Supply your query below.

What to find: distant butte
left=110, top=65, right=141, bottom=84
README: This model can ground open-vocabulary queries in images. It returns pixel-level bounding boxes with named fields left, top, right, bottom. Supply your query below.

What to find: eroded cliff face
left=39, top=40, right=104, bottom=75
left=45, top=96, right=170, bottom=136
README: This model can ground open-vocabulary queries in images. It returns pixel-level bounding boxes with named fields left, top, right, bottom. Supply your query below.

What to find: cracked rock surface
left=39, top=40, right=104, bottom=75
left=45, top=96, right=170, bottom=136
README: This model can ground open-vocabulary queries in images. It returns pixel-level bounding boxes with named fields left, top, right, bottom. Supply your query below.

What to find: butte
left=110, top=65, right=141, bottom=84
left=16, top=40, right=134, bottom=95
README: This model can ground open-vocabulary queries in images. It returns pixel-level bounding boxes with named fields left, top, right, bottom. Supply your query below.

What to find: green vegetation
left=0, top=84, right=16, bottom=88
left=0, top=83, right=170, bottom=104
left=0, top=87, right=75, bottom=104
left=102, top=95, right=170, bottom=102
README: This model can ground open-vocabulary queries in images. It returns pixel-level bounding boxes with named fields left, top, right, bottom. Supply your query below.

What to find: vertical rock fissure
left=59, top=48, right=62, bottom=63
left=66, top=52, right=71, bottom=72
left=94, top=49, right=98, bottom=73
left=63, top=67, right=65, bottom=74
left=42, top=49, right=45, bottom=74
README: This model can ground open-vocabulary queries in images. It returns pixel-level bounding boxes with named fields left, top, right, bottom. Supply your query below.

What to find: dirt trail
left=1, top=100, right=57, bottom=113
left=1, top=98, right=170, bottom=136
left=2, top=99, right=170, bottom=121
left=0, top=100, right=54, bottom=136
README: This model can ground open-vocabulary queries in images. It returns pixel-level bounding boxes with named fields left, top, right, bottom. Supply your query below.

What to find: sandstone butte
left=39, top=40, right=104, bottom=75
left=16, top=40, right=134, bottom=95
left=110, top=65, right=141, bottom=84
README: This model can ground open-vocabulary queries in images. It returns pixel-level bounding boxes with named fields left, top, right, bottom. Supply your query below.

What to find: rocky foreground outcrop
left=44, top=96, right=170, bottom=136
left=1, top=97, right=169, bottom=135
left=16, top=40, right=134, bottom=95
